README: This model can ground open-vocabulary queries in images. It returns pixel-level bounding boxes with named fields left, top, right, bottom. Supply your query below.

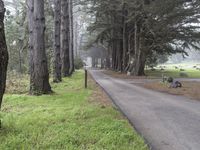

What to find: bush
left=179, top=72, right=189, bottom=77
left=6, top=72, right=29, bottom=94
left=174, top=66, right=179, bottom=69
left=167, top=77, right=174, bottom=83
left=74, top=57, right=84, bottom=70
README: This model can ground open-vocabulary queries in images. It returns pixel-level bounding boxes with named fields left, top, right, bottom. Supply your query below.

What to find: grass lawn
left=0, top=71, right=148, bottom=150
left=146, top=63, right=200, bottom=78
left=146, top=69, right=200, bottom=78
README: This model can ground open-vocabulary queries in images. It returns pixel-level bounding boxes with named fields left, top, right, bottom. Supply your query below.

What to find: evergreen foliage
left=83, top=0, right=200, bottom=75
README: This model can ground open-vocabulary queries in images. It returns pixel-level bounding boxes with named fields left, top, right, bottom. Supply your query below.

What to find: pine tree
left=61, top=0, right=70, bottom=77
left=29, top=0, right=52, bottom=95
left=84, top=0, right=200, bottom=75
left=53, top=0, right=62, bottom=83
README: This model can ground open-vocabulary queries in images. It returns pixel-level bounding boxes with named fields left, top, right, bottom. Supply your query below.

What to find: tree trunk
left=116, top=40, right=123, bottom=72
left=135, top=49, right=146, bottom=76
left=131, top=22, right=140, bottom=75
left=27, top=0, right=34, bottom=90
left=131, top=22, right=146, bottom=76
left=131, top=0, right=151, bottom=76
left=106, top=45, right=111, bottom=69
left=18, top=41, right=23, bottom=74
left=53, top=0, right=62, bottom=83
left=61, top=0, right=70, bottom=77
left=101, top=58, right=104, bottom=69
left=92, top=57, right=95, bottom=68
left=74, top=21, right=79, bottom=58
left=69, top=0, right=74, bottom=74
left=127, top=29, right=135, bottom=73
left=0, top=0, right=8, bottom=126
left=30, top=0, right=52, bottom=95
left=95, top=58, right=98, bottom=68
left=111, top=41, right=117, bottom=70
left=122, top=2, right=128, bottom=72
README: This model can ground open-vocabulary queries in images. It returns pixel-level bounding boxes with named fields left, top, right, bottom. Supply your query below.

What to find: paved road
left=90, top=70, right=200, bottom=150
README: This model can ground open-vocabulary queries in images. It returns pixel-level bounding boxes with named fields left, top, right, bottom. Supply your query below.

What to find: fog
left=168, top=49, right=200, bottom=64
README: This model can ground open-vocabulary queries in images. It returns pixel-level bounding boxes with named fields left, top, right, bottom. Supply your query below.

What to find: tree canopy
left=82, top=0, right=200, bottom=75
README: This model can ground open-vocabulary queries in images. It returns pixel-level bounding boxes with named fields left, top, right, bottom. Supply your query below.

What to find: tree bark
left=30, top=0, right=52, bottom=95
left=111, top=40, right=117, bottom=70
left=122, top=2, right=128, bottom=72
left=74, top=21, right=79, bottom=58
left=53, top=0, right=62, bottom=83
left=61, top=0, right=70, bottom=77
left=27, top=0, right=34, bottom=90
left=135, top=49, right=146, bottom=76
left=0, top=0, right=8, bottom=118
left=116, top=40, right=123, bottom=72
left=69, top=0, right=74, bottom=74
left=131, top=22, right=146, bottom=76
left=106, top=45, right=111, bottom=69
left=131, top=0, right=151, bottom=76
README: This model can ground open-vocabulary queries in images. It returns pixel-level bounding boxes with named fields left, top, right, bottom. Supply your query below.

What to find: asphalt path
left=89, top=70, right=200, bottom=150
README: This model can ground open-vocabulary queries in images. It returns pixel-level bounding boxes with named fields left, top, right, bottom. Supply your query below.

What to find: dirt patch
left=141, top=81, right=200, bottom=101
left=88, top=74, right=112, bottom=107
left=104, top=70, right=200, bottom=101
left=103, top=70, right=158, bottom=79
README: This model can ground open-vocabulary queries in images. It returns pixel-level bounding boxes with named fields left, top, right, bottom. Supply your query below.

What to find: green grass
left=146, top=63, right=200, bottom=78
left=0, top=71, right=148, bottom=150
left=146, top=69, right=200, bottom=78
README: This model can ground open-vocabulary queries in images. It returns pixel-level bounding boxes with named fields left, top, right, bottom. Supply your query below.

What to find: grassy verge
left=0, top=71, right=148, bottom=150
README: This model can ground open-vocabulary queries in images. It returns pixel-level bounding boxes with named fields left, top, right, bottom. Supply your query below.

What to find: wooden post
left=85, top=69, right=87, bottom=88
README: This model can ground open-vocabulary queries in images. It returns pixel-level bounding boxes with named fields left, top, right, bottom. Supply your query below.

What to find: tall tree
left=0, top=0, right=9, bottom=123
left=84, top=0, right=200, bottom=76
left=27, top=0, right=34, bottom=90
left=61, top=0, right=70, bottom=77
left=29, top=0, right=52, bottom=95
left=69, top=0, right=74, bottom=74
left=53, top=0, right=62, bottom=82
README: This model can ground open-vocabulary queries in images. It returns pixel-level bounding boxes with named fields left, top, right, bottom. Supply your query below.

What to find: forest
left=0, top=0, right=200, bottom=149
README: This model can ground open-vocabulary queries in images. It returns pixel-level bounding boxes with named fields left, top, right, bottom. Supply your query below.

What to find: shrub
left=6, top=72, right=29, bottom=94
left=179, top=72, right=189, bottom=77
left=74, top=57, right=84, bottom=70
left=174, top=66, right=179, bottom=69
left=167, top=77, right=174, bottom=83
left=196, top=68, right=200, bottom=70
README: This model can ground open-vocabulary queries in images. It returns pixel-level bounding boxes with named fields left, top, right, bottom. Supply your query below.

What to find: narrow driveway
left=90, top=70, right=200, bottom=150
